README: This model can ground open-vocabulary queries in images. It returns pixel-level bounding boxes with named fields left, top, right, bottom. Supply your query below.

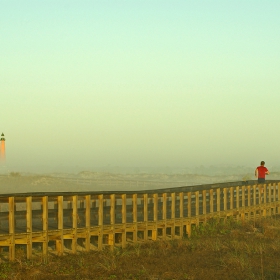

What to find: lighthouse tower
left=0, top=133, right=5, bottom=164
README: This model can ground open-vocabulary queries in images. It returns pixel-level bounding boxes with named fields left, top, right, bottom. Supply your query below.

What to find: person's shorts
left=258, top=178, right=265, bottom=183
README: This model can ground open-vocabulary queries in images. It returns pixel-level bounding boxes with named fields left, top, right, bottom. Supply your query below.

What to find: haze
left=1, top=1, right=280, bottom=173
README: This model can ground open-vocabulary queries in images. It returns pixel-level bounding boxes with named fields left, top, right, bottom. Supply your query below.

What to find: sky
left=1, top=1, right=280, bottom=173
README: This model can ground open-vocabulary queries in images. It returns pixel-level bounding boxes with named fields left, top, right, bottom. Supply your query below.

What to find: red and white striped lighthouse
left=0, top=133, right=6, bottom=164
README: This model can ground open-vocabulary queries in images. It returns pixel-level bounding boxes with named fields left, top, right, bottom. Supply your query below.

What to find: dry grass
left=1, top=216, right=280, bottom=279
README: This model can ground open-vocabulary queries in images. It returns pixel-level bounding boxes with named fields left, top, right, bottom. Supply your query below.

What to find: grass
left=1, top=216, right=280, bottom=279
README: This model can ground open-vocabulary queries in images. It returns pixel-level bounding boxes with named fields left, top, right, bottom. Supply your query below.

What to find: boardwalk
left=0, top=180, right=279, bottom=261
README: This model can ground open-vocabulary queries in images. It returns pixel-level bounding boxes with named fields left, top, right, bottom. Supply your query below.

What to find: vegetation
left=1, top=216, right=280, bottom=279
left=8, top=172, right=21, bottom=177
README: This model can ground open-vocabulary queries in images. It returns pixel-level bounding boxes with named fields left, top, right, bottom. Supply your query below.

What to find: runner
left=255, top=161, right=270, bottom=183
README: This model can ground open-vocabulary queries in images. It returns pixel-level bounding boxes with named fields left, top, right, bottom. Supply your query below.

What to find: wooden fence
left=0, top=180, right=279, bottom=261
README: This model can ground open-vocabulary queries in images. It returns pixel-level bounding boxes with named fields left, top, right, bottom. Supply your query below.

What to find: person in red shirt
left=255, top=161, right=270, bottom=183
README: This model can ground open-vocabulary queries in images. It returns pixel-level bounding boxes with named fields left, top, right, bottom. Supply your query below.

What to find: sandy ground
left=0, top=171, right=280, bottom=194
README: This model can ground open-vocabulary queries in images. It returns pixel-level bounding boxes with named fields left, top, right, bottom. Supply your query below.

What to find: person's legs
left=258, top=178, right=265, bottom=184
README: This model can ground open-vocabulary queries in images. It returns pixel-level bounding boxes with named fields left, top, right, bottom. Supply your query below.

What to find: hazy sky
left=1, top=1, right=280, bottom=172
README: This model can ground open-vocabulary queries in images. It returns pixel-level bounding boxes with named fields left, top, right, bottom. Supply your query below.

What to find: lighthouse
left=0, top=133, right=5, bottom=164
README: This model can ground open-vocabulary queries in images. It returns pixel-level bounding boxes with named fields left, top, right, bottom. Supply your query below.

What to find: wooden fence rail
left=0, top=180, right=280, bottom=261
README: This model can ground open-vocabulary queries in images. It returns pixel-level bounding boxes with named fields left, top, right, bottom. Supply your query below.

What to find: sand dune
left=1, top=171, right=279, bottom=194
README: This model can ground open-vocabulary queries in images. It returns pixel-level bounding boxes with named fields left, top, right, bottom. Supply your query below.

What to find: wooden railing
left=0, top=180, right=279, bottom=261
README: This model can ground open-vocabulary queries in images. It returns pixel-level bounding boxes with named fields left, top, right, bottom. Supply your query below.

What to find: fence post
left=241, top=186, right=245, bottom=222
left=203, top=190, right=206, bottom=217
left=72, top=195, right=77, bottom=254
left=235, top=186, right=239, bottom=221
left=242, top=186, right=245, bottom=208
left=263, top=184, right=267, bottom=217
left=171, top=193, right=176, bottom=238
left=186, top=192, right=192, bottom=238
left=109, top=194, right=115, bottom=248
left=236, top=186, right=239, bottom=208
left=162, top=193, right=167, bottom=240
left=252, top=185, right=256, bottom=220
left=188, top=192, right=192, bottom=218
left=42, top=196, right=48, bottom=260
left=133, top=194, right=138, bottom=243
left=152, top=194, right=158, bottom=240
left=195, top=191, right=199, bottom=217
left=247, top=185, right=251, bottom=220
left=179, top=192, right=184, bottom=238
left=278, top=182, right=280, bottom=214
left=272, top=183, right=276, bottom=215
left=56, top=196, right=64, bottom=256
left=26, top=196, right=32, bottom=259
left=210, top=189, right=213, bottom=214
left=223, top=188, right=227, bottom=212
left=9, top=197, right=15, bottom=261
left=268, top=183, right=272, bottom=203
left=273, top=183, right=276, bottom=201
left=98, top=194, right=103, bottom=250
left=216, top=189, right=221, bottom=213
left=121, top=194, right=127, bottom=248
left=143, top=194, right=148, bottom=241
left=268, top=184, right=272, bottom=216
left=253, top=185, right=256, bottom=206
left=85, top=195, right=91, bottom=251
left=248, top=186, right=251, bottom=207
left=230, top=187, right=234, bottom=210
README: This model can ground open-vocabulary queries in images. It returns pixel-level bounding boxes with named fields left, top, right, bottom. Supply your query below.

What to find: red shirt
left=257, top=166, right=268, bottom=178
